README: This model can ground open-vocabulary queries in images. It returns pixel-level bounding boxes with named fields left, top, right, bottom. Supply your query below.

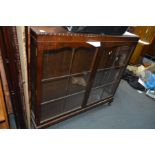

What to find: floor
left=48, top=80, right=155, bottom=129
left=9, top=114, right=16, bottom=129
left=9, top=80, right=155, bottom=129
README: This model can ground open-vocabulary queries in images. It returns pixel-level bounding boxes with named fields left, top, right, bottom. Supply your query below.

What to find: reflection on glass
left=68, top=73, right=89, bottom=95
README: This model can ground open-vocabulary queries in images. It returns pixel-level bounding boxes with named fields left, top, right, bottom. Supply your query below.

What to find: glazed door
left=87, top=42, right=136, bottom=105
left=39, top=42, right=97, bottom=123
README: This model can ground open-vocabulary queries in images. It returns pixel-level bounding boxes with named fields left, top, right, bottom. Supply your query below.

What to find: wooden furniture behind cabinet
left=0, top=27, right=26, bottom=128
left=30, top=27, right=139, bottom=128
left=0, top=77, right=9, bottom=129
left=129, top=26, right=155, bottom=64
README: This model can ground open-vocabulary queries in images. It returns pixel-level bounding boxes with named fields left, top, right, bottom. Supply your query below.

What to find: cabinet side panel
left=30, top=40, right=37, bottom=123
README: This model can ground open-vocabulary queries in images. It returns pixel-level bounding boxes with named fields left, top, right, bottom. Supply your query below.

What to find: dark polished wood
left=30, top=26, right=139, bottom=128
left=0, top=27, right=26, bottom=128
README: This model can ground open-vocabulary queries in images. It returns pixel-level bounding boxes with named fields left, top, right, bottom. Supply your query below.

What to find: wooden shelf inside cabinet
left=30, top=26, right=139, bottom=128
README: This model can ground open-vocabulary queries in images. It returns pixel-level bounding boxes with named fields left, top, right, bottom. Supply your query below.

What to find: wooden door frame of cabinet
left=111, top=42, right=138, bottom=96
left=34, top=42, right=97, bottom=126
left=82, top=41, right=138, bottom=107
left=82, top=47, right=103, bottom=107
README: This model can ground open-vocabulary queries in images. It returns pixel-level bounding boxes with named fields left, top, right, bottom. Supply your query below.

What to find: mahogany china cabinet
left=30, top=26, right=139, bottom=128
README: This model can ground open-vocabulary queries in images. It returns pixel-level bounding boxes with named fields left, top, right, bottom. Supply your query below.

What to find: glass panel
left=64, top=92, right=84, bottom=112
left=102, top=68, right=122, bottom=84
left=98, top=46, right=131, bottom=69
left=40, top=92, right=85, bottom=122
left=98, top=47, right=117, bottom=69
left=92, top=70, right=107, bottom=88
left=41, top=77, right=69, bottom=102
left=114, top=46, right=131, bottom=66
left=40, top=98, right=66, bottom=122
left=71, top=47, right=95, bottom=74
left=101, top=83, right=117, bottom=100
left=68, top=72, right=89, bottom=95
left=93, top=68, right=122, bottom=88
left=87, top=83, right=118, bottom=105
left=42, top=48, right=72, bottom=79
left=87, top=88, right=103, bottom=105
